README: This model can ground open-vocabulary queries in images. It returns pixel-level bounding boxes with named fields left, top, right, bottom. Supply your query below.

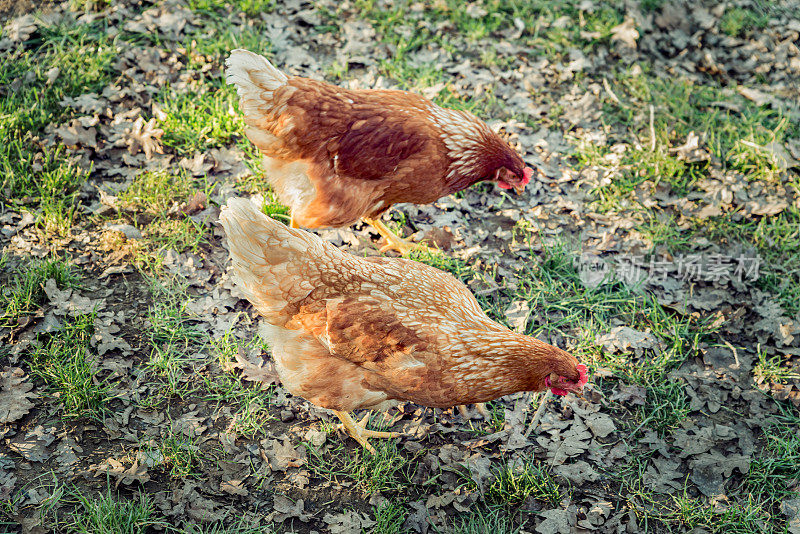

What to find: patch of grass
left=67, top=488, right=164, bottom=534
left=30, top=314, right=113, bottom=419
left=1, top=257, right=79, bottom=327
left=202, top=332, right=277, bottom=437
left=636, top=379, right=690, bottom=435
left=2, top=146, right=91, bottom=235
left=452, top=508, right=522, bottom=534
left=651, top=491, right=779, bottom=533
left=0, top=475, right=65, bottom=530
left=120, top=170, right=206, bottom=217
left=517, top=234, right=709, bottom=375
left=120, top=169, right=213, bottom=268
left=464, top=401, right=505, bottom=435
left=409, top=248, right=479, bottom=284
left=144, top=430, right=203, bottom=479
left=156, top=83, right=242, bottom=155
left=580, top=69, right=797, bottom=211
left=754, top=346, right=800, bottom=387
left=144, top=216, right=211, bottom=256
left=371, top=500, right=407, bottom=534
left=257, top=191, right=291, bottom=223
left=719, top=6, right=769, bottom=38
left=187, top=0, right=275, bottom=17
left=182, top=520, right=278, bottom=534
left=306, top=417, right=416, bottom=493
left=486, top=460, right=564, bottom=507
left=744, top=404, right=800, bottom=507
left=144, top=280, right=206, bottom=401
left=0, top=16, right=116, bottom=233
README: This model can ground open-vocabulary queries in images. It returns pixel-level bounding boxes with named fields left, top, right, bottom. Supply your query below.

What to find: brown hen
left=219, top=198, right=587, bottom=451
left=225, top=49, right=534, bottom=254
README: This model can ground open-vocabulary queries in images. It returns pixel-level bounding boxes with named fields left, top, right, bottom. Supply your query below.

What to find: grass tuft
left=1, top=257, right=79, bottom=327
left=486, top=461, right=563, bottom=507
left=68, top=488, right=164, bottom=534
left=30, top=314, right=113, bottom=420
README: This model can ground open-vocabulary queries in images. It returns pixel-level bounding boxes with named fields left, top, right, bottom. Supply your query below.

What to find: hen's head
left=535, top=345, right=588, bottom=396
left=429, top=106, right=538, bottom=194
left=490, top=150, right=536, bottom=194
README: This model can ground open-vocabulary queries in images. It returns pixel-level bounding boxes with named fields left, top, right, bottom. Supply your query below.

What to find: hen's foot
left=334, top=411, right=401, bottom=453
left=363, top=217, right=433, bottom=256
left=290, top=213, right=300, bottom=229
left=457, top=403, right=491, bottom=420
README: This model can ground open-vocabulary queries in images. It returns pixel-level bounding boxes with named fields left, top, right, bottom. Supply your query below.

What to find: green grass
left=156, top=83, right=242, bottom=155
left=719, top=6, right=770, bottom=38
left=181, top=520, right=278, bottom=534
left=118, top=169, right=213, bottom=270
left=202, top=332, right=276, bottom=437
left=0, top=16, right=116, bottom=234
left=744, top=404, right=800, bottom=508
left=144, top=280, right=207, bottom=401
left=636, top=379, right=690, bottom=435
left=463, top=401, right=505, bottom=435
left=371, top=500, right=407, bottom=534
left=486, top=461, right=564, bottom=507
left=144, top=429, right=203, bottom=479
left=306, top=418, right=417, bottom=493
left=619, top=403, right=799, bottom=532
left=186, top=0, right=276, bottom=18
left=67, top=489, right=164, bottom=534
left=1, top=257, right=79, bottom=327
left=452, top=508, right=522, bottom=534
left=349, top=0, right=625, bottom=117
left=120, top=170, right=208, bottom=217
left=30, top=314, right=113, bottom=419
left=754, top=345, right=800, bottom=387
left=578, top=69, right=797, bottom=212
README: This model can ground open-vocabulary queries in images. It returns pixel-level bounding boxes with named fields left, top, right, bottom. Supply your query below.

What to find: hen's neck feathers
left=426, top=104, right=500, bottom=187
left=455, top=329, right=577, bottom=395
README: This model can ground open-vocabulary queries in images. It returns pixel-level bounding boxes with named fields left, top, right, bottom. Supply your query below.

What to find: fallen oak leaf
left=126, top=117, right=164, bottom=159
left=0, top=367, right=37, bottom=424
left=233, top=348, right=280, bottom=388
left=611, top=17, right=638, bottom=49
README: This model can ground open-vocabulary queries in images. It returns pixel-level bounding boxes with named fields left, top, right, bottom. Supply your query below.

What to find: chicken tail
left=225, top=49, right=289, bottom=123
left=219, top=197, right=347, bottom=325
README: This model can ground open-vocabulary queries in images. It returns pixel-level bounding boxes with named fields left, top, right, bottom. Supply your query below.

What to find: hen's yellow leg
left=290, top=213, right=299, bottom=229
left=362, top=217, right=432, bottom=256
left=458, top=403, right=491, bottom=420
left=333, top=411, right=401, bottom=453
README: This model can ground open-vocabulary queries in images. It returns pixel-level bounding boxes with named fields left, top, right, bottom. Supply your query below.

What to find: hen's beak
left=513, top=184, right=525, bottom=195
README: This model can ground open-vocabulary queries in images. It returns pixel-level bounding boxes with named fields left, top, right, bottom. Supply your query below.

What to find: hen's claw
left=363, top=217, right=433, bottom=256
left=333, top=411, right=401, bottom=453
left=458, top=403, right=491, bottom=420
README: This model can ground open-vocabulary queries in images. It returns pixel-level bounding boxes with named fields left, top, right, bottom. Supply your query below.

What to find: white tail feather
left=225, top=49, right=289, bottom=124
left=225, top=49, right=287, bottom=95
left=219, top=197, right=346, bottom=324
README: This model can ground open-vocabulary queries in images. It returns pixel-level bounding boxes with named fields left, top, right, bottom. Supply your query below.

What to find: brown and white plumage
left=219, top=198, right=585, bottom=449
left=225, top=50, right=534, bottom=244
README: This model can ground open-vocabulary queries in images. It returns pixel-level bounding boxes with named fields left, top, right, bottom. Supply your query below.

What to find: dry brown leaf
left=0, top=367, right=36, bottom=424
left=126, top=117, right=164, bottom=159
left=611, top=18, right=638, bottom=49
